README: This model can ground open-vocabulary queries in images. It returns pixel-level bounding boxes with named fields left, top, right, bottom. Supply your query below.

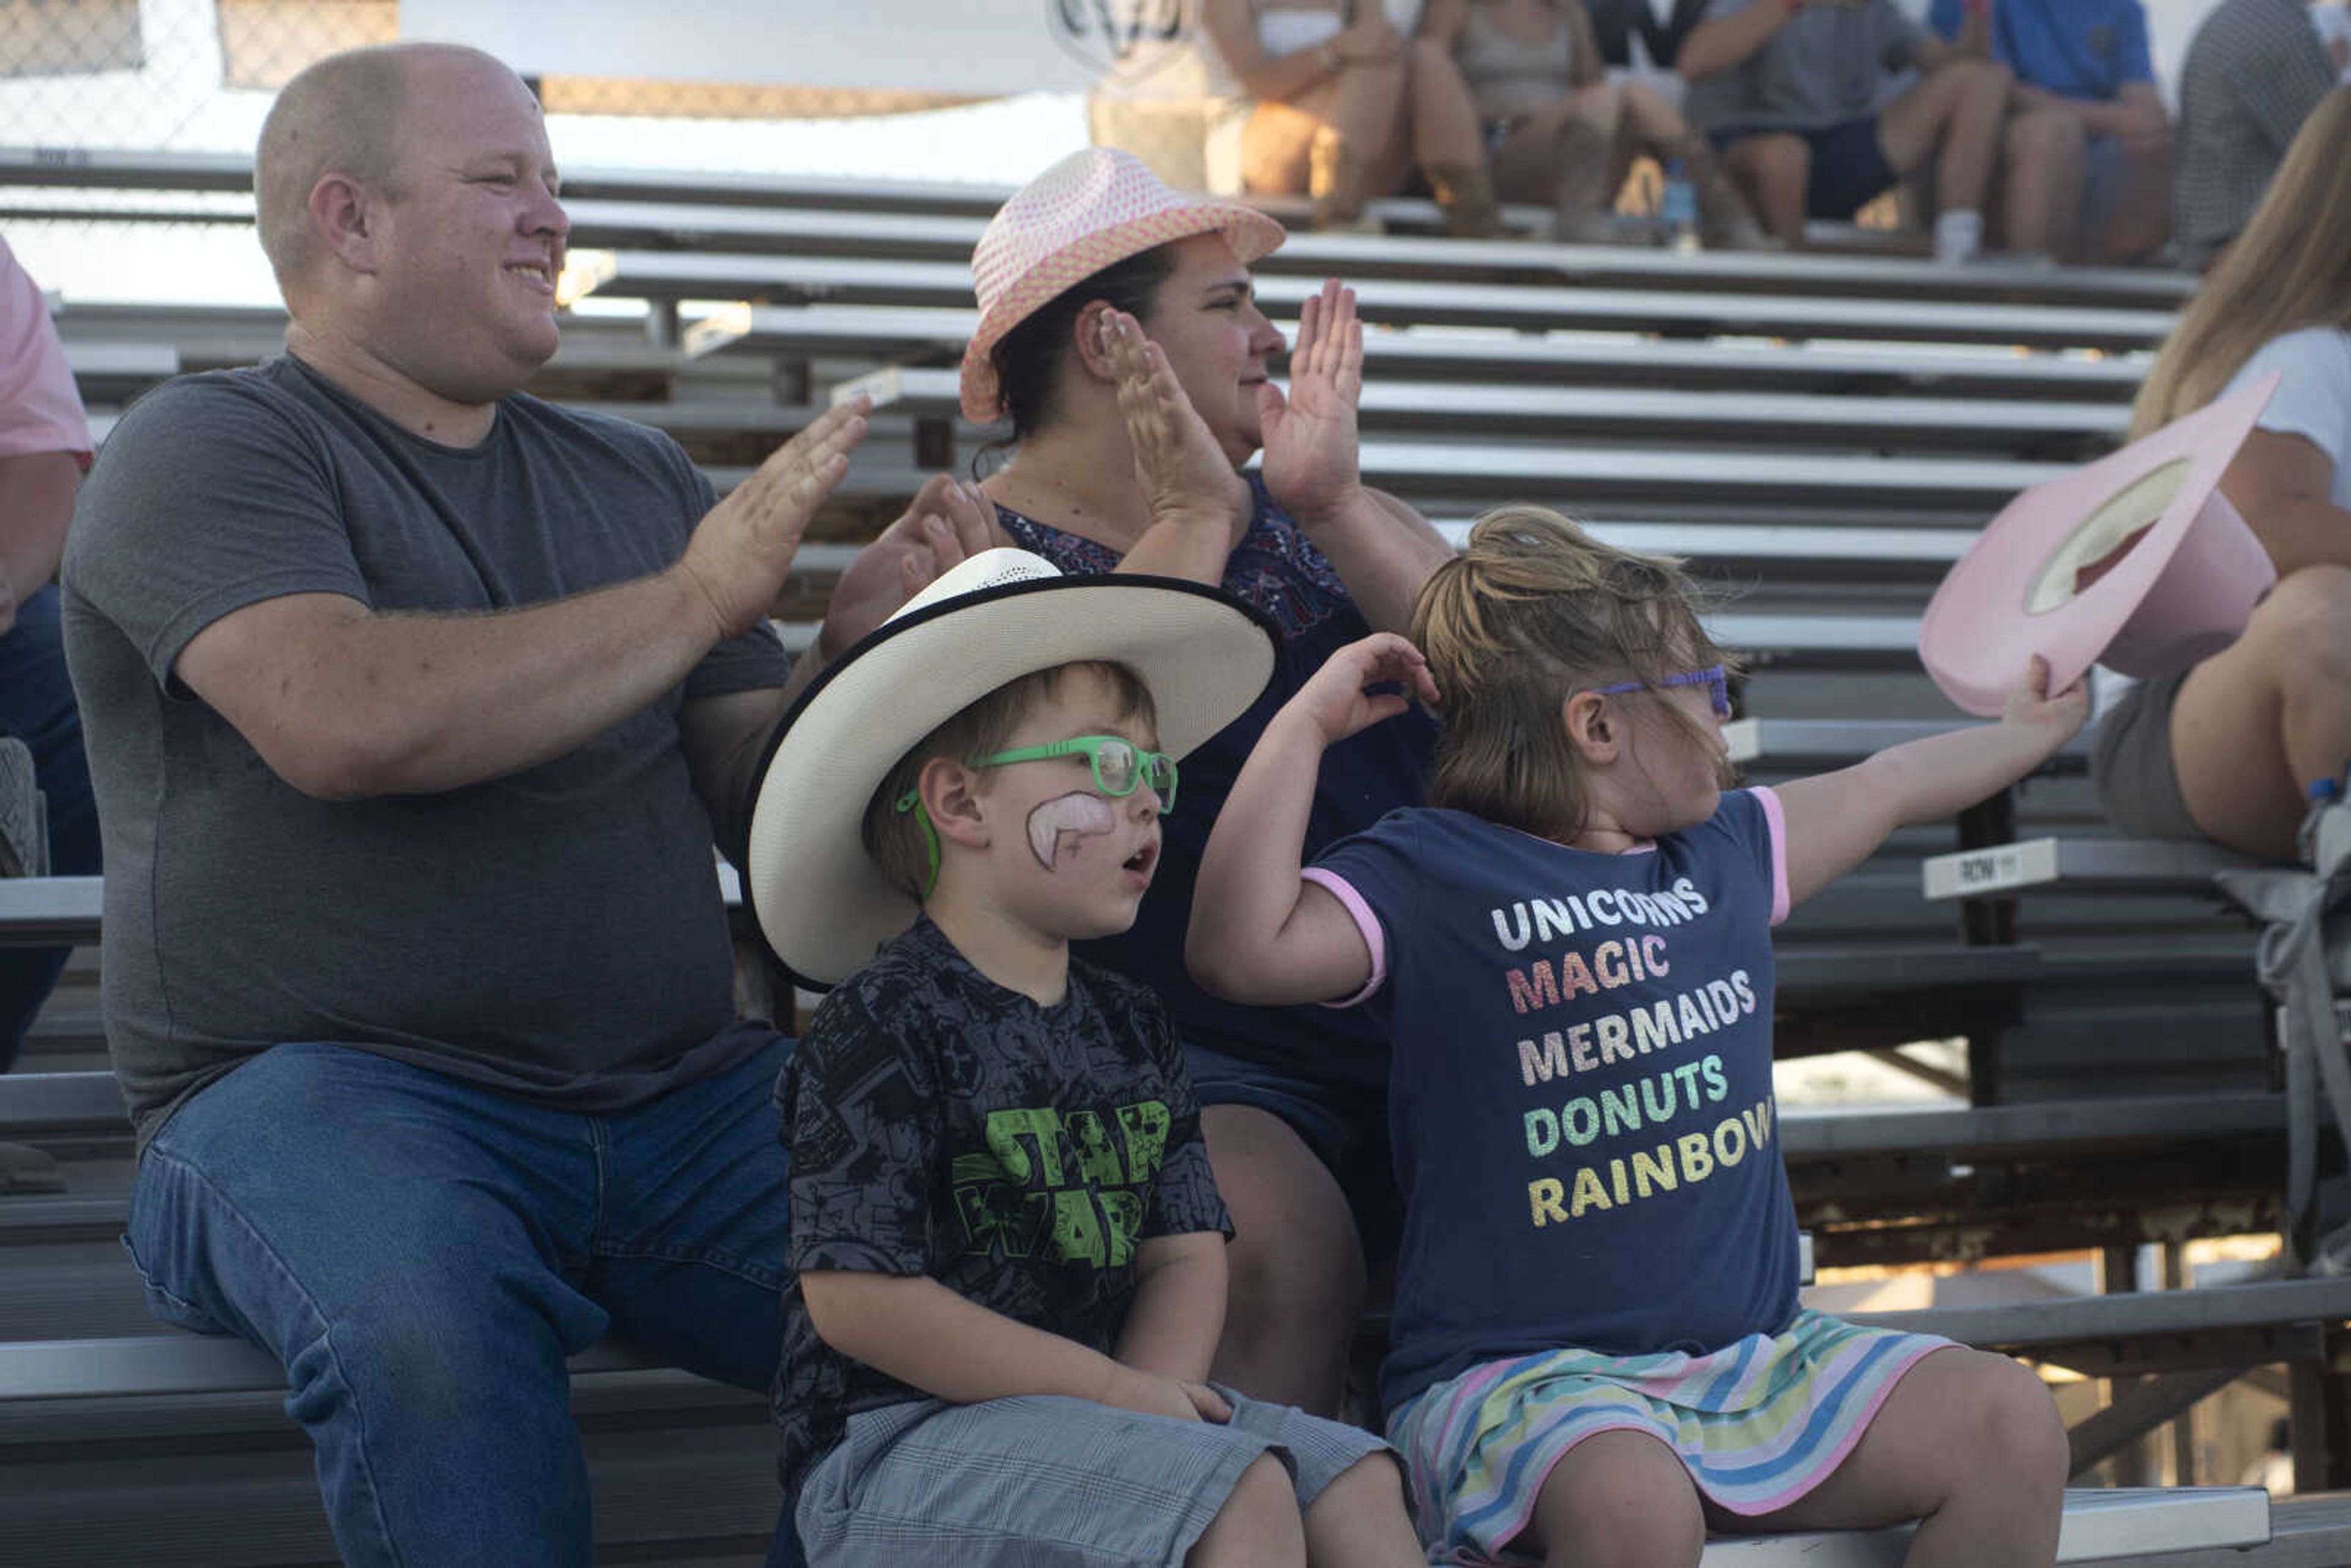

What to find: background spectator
left=2106, top=86, right=2351, bottom=860
left=1927, top=0, right=2171, bottom=263
left=1679, top=0, right=2011, bottom=260
left=1587, top=0, right=1711, bottom=72
left=2172, top=0, right=2336, bottom=269
left=1202, top=0, right=1502, bottom=233
left=0, top=234, right=98, bottom=1196
left=1419, top=0, right=1769, bottom=243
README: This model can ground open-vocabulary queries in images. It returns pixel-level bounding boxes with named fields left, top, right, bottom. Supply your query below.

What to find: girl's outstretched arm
left=1188, top=632, right=1439, bottom=1005
left=1774, top=656, right=2089, bottom=909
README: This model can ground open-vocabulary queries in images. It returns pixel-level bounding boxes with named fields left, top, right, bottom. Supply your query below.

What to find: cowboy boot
left=1548, top=119, right=1619, bottom=244
left=1428, top=161, right=1502, bottom=239
left=1308, top=130, right=1373, bottom=231
left=1674, top=138, right=1775, bottom=251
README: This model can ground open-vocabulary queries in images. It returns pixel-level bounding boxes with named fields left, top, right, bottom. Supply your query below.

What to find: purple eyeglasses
left=1584, top=664, right=1731, bottom=719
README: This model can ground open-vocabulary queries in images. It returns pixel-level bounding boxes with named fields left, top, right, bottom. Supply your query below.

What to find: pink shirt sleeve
left=0, top=239, right=92, bottom=468
left=1750, top=785, right=1791, bottom=927
left=1299, top=867, right=1386, bottom=1008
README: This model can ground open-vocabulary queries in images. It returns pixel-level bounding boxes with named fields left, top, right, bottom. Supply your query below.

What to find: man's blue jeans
left=126, top=1037, right=797, bottom=1566
left=0, top=583, right=100, bottom=1069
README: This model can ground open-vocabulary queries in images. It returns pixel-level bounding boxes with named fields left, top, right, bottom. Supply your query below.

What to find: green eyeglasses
left=892, top=736, right=1178, bottom=899
left=973, top=735, right=1179, bottom=812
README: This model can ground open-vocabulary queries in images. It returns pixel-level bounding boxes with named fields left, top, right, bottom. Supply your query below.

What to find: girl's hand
left=1259, top=280, right=1367, bottom=527
left=1283, top=632, right=1440, bottom=747
left=2001, top=654, right=2091, bottom=750
left=1104, top=309, right=1251, bottom=546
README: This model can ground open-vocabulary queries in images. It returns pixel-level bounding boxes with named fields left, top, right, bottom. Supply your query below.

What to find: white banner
left=398, top=0, right=1217, bottom=96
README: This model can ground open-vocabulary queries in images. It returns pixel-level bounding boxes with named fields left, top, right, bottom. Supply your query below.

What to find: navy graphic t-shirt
left=996, top=475, right=1434, bottom=1089
left=1309, top=793, right=1802, bottom=1413
left=772, top=917, right=1230, bottom=1492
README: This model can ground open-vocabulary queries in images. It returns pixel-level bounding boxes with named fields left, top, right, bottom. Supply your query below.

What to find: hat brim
left=1920, top=373, right=2281, bottom=717
left=958, top=203, right=1288, bottom=422
left=744, top=574, right=1281, bottom=988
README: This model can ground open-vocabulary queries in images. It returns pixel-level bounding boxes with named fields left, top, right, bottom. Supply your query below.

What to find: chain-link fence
left=0, top=1, right=1091, bottom=304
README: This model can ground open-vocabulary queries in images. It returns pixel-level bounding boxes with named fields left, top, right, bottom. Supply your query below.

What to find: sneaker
left=0, top=736, right=44, bottom=879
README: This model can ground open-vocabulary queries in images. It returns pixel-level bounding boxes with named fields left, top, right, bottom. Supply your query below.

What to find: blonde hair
left=2133, top=86, right=2351, bottom=435
left=1409, top=506, right=1733, bottom=841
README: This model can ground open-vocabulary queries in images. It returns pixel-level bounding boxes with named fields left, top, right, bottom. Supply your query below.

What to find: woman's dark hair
left=977, top=244, right=1180, bottom=471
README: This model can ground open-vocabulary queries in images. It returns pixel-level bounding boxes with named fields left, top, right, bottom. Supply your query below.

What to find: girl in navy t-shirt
left=1188, top=506, right=2085, bottom=1568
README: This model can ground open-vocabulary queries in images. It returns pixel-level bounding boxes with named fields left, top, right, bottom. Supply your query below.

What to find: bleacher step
left=1700, top=1486, right=2266, bottom=1564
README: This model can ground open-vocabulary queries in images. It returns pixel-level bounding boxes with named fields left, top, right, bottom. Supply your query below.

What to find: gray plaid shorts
left=795, top=1387, right=1394, bottom=1566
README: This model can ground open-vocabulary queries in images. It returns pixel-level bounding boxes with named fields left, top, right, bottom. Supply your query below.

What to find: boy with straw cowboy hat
left=820, top=143, right=1452, bottom=1433
left=747, top=547, right=1425, bottom=1568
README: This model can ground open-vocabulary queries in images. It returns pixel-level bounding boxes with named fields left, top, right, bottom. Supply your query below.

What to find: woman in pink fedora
left=817, top=146, right=1451, bottom=1419
left=2110, top=88, right=2351, bottom=861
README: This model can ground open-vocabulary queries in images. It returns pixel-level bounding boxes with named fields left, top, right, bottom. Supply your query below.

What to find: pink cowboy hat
left=1920, top=374, right=2282, bottom=717
left=959, top=147, right=1286, bottom=422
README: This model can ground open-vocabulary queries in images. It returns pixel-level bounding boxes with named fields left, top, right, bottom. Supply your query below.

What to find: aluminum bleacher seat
left=569, top=249, right=2179, bottom=353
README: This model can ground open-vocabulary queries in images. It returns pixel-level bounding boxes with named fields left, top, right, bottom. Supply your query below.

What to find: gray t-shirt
left=62, top=356, right=791, bottom=1147
left=1683, top=0, right=1927, bottom=133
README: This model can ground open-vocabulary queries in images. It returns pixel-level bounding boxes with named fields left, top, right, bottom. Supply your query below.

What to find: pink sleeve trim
left=1300, top=868, right=1385, bottom=1008
left=1751, top=786, right=1791, bottom=928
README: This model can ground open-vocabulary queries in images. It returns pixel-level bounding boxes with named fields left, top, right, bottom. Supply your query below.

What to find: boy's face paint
left=1027, top=791, right=1118, bottom=871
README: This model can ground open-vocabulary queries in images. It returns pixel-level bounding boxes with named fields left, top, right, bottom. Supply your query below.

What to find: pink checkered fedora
left=959, top=148, right=1286, bottom=422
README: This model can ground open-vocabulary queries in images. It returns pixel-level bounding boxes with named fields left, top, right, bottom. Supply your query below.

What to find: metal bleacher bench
left=569, top=248, right=2178, bottom=354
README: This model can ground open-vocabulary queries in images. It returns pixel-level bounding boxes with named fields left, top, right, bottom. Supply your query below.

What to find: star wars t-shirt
left=772, top=916, right=1231, bottom=1491
left=1308, top=793, right=1802, bottom=1413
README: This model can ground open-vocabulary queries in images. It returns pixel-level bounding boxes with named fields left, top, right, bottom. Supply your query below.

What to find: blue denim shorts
left=796, top=1388, right=1392, bottom=1567
left=1183, top=1038, right=1402, bottom=1269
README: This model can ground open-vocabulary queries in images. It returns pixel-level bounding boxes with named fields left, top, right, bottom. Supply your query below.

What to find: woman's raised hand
left=1259, top=279, right=1367, bottom=525
left=1104, top=309, right=1251, bottom=544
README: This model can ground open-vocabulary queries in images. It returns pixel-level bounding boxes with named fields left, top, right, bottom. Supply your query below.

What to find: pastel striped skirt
left=1385, top=1309, right=1952, bottom=1565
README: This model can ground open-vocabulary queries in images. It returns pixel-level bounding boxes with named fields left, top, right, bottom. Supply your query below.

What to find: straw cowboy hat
left=745, top=548, right=1280, bottom=987
left=1920, top=374, right=2282, bottom=717
left=959, top=146, right=1286, bottom=422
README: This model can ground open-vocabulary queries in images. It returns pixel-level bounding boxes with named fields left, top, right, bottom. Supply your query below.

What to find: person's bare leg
left=1203, top=1106, right=1367, bottom=1415
left=1406, top=39, right=1486, bottom=173
left=1489, top=98, right=1588, bottom=203
left=2000, top=107, right=2087, bottom=259
left=2098, top=127, right=2174, bottom=262
left=1408, top=39, right=1501, bottom=234
left=1711, top=1348, right=2066, bottom=1568
left=2172, top=565, right=2351, bottom=859
left=1190, top=1452, right=1308, bottom=1568
left=1326, top=56, right=1410, bottom=176
left=1514, top=1430, right=1706, bottom=1568
left=1722, top=133, right=1809, bottom=244
left=1241, top=92, right=1335, bottom=195
left=1300, top=1454, right=1424, bottom=1567
left=1878, top=60, right=2011, bottom=209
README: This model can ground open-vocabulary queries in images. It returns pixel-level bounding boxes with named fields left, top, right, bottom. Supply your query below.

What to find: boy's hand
left=1283, top=632, right=1441, bottom=747
left=1102, top=1365, right=1232, bottom=1424
left=2001, top=654, right=2091, bottom=751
